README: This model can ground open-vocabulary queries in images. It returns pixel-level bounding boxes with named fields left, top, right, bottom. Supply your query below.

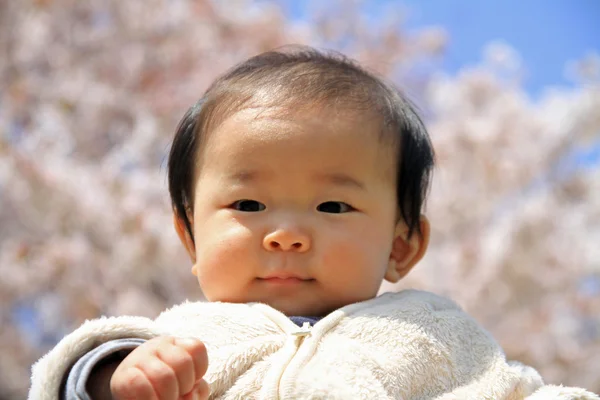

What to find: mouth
left=257, top=275, right=315, bottom=285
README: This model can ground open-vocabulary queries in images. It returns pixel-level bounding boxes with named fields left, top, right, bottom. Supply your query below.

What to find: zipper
left=290, top=321, right=312, bottom=338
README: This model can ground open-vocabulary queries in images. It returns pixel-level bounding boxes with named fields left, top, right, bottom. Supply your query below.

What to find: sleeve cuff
left=62, top=338, right=146, bottom=400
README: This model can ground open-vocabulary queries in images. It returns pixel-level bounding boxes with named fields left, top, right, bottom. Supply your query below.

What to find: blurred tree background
left=1, top=0, right=599, bottom=398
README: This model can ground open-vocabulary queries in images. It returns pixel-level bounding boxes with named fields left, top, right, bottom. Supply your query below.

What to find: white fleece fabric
left=29, top=290, right=598, bottom=399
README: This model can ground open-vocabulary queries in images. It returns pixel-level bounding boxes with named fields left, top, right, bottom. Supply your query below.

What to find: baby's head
left=168, top=46, right=434, bottom=316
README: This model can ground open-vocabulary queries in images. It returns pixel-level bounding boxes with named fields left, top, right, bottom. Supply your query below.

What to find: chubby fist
left=110, top=336, right=209, bottom=400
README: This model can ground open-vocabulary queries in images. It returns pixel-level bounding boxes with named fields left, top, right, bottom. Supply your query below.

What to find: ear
left=173, top=211, right=197, bottom=268
left=384, top=216, right=430, bottom=283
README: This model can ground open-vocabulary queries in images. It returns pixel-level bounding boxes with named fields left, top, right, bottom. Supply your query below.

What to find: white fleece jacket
left=29, top=290, right=598, bottom=399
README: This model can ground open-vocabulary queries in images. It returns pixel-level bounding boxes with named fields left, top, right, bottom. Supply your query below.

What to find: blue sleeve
left=61, top=338, right=146, bottom=400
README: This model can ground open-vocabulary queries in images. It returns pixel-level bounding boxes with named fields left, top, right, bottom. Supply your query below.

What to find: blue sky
left=400, top=0, right=599, bottom=96
left=283, top=0, right=599, bottom=97
left=392, top=0, right=600, bottom=168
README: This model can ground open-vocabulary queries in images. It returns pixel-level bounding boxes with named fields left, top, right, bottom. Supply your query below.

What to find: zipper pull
left=291, top=321, right=312, bottom=337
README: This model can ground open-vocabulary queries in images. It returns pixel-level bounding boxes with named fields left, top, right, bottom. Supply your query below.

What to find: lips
left=261, top=273, right=310, bottom=280
left=258, top=274, right=314, bottom=284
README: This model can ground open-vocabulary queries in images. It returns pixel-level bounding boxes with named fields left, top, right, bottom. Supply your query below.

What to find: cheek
left=320, top=221, right=392, bottom=279
left=193, top=221, right=256, bottom=298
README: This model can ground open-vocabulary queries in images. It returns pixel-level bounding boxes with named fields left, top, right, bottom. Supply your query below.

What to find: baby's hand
left=110, top=336, right=209, bottom=400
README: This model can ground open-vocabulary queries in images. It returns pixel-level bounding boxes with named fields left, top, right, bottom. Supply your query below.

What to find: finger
left=137, top=357, right=179, bottom=400
left=123, top=336, right=174, bottom=365
left=194, top=378, right=210, bottom=400
left=111, top=365, right=159, bottom=400
left=173, top=337, right=209, bottom=382
left=154, top=342, right=196, bottom=394
left=180, top=379, right=210, bottom=400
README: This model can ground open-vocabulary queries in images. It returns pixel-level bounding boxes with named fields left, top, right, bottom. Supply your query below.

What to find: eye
left=230, top=200, right=266, bottom=212
left=317, top=201, right=354, bottom=214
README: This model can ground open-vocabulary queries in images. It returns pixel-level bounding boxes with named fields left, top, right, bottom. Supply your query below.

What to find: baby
left=29, top=47, right=598, bottom=400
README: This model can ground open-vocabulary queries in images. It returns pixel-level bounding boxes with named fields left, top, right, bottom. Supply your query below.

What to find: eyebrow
left=226, top=171, right=365, bottom=190
left=317, top=173, right=366, bottom=191
left=227, top=170, right=261, bottom=183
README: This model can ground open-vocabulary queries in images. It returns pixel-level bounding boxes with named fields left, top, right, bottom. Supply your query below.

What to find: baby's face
left=187, top=106, right=402, bottom=316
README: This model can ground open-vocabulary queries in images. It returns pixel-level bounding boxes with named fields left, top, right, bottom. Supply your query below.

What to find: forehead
left=197, top=106, right=396, bottom=182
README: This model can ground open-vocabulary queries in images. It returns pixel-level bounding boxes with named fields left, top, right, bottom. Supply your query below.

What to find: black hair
left=168, top=46, right=434, bottom=243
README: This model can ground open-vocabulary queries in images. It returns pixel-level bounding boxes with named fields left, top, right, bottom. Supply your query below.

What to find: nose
left=263, top=228, right=311, bottom=252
